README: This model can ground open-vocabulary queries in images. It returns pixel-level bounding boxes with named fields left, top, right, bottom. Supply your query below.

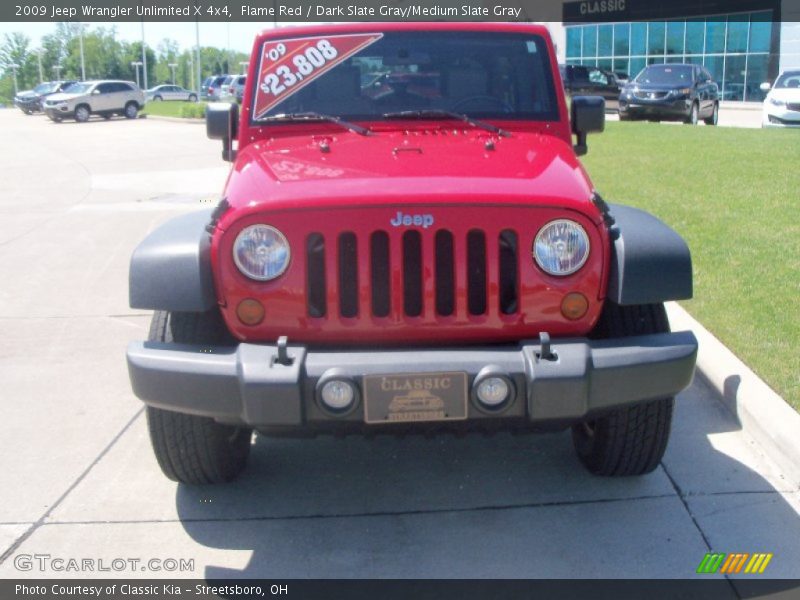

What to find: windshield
left=774, top=71, right=800, bottom=89
left=634, top=65, right=694, bottom=86
left=33, top=82, right=58, bottom=94
left=63, top=82, right=93, bottom=94
left=252, top=31, right=558, bottom=123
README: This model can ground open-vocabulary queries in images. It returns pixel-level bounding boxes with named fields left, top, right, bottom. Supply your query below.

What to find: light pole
left=131, top=61, right=142, bottom=88
left=239, top=61, right=248, bottom=75
left=168, top=63, right=178, bottom=84
left=140, top=20, right=148, bottom=90
left=195, top=18, right=201, bottom=98
left=78, top=23, right=86, bottom=80
left=37, top=50, right=44, bottom=83
left=188, top=56, right=194, bottom=91
left=9, top=63, right=19, bottom=95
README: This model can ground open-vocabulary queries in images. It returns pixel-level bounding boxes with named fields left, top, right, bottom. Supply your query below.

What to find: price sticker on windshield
left=253, top=33, right=383, bottom=120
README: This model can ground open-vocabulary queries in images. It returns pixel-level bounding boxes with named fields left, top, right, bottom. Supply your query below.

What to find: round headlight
left=533, top=219, right=590, bottom=276
left=233, top=224, right=290, bottom=281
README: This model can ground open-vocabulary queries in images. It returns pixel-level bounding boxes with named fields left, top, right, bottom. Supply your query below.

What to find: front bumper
left=44, top=106, right=73, bottom=118
left=762, top=108, right=800, bottom=127
left=14, top=98, right=41, bottom=111
left=127, top=331, right=697, bottom=431
left=619, top=96, right=692, bottom=119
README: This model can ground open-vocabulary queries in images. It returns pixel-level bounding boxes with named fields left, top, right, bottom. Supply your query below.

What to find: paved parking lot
left=0, top=109, right=798, bottom=583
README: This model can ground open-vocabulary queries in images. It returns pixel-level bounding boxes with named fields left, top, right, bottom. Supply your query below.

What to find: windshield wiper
left=382, top=109, right=510, bottom=137
left=260, top=111, right=372, bottom=136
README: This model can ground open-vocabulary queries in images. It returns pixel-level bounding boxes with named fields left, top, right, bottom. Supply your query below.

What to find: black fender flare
left=129, top=209, right=217, bottom=312
left=607, top=204, right=693, bottom=305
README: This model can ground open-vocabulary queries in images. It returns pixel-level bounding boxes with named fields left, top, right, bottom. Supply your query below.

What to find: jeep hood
left=225, top=129, right=596, bottom=215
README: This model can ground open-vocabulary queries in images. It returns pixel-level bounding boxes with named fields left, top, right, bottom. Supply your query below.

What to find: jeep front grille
left=306, top=229, right=520, bottom=319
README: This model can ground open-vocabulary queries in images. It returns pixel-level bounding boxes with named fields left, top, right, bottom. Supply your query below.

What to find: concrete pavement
left=0, top=109, right=798, bottom=582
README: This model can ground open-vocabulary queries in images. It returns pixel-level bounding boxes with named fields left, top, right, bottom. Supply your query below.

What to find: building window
left=564, top=11, right=776, bottom=102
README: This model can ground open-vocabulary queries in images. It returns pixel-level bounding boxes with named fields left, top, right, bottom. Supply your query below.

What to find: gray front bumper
left=127, top=332, right=697, bottom=428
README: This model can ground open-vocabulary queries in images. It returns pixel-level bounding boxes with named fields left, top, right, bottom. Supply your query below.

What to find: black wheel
left=704, top=102, right=719, bottom=126
left=48, top=114, right=62, bottom=123
left=22, top=108, right=33, bottom=115
left=572, top=303, right=674, bottom=477
left=153, top=95, right=163, bottom=102
left=74, top=104, right=90, bottom=123
left=102, top=114, right=112, bottom=120
left=188, top=94, right=198, bottom=102
left=124, top=102, right=139, bottom=119
left=145, top=310, right=252, bottom=485
left=685, top=102, right=699, bottom=125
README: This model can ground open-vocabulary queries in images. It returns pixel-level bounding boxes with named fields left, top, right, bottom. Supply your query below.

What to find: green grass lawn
left=142, top=101, right=207, bottom=119
left=581, top=122, right=800, bottom=409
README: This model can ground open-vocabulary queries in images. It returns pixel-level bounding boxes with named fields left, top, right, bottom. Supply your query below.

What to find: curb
left=141, top=114, right=204, bottom=124
left=666, top=302, right=800, bottom=487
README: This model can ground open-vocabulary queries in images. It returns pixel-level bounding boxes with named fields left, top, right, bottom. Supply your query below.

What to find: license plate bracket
left=363, top=372, right=468, bottom=424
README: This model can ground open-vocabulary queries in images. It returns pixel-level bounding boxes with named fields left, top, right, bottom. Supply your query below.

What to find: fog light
left=561, top=292, right=588, bottom=320
left=236, top=298, right=264, bottom=325
left=476, top=377, right=510, bottom=408
left=320, top=380, right=356, bottom=411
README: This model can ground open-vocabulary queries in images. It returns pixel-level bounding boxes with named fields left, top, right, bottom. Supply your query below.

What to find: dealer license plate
left=363, top=372, right=468, bottom=424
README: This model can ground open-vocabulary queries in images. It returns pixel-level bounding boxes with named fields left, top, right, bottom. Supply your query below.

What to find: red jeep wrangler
left=127, top=23, right=697, bottom=484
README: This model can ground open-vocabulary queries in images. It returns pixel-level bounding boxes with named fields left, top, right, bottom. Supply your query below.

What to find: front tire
left=572, top=303, right=674, bottom=477
left=124, top=102, right=139, bottom=119
left=188, top=94, right=198, bottom=102
left=145, top=310, right=252, bottom=485
left=685, top=102, right=699, bottom=125
left=74, top=104, right=90, bottom=123
left=704, top=102, right=719, bottom=126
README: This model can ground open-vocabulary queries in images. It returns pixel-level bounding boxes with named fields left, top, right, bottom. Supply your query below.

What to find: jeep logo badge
left=390, top=211, right=434, bottom=229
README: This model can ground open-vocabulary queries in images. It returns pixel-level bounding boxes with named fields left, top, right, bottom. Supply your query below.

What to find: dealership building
left=542, top=0, right=800, bottom=102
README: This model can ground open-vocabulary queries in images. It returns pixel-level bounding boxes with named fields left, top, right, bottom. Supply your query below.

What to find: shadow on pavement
left=174, top=378, right=800, bottom=584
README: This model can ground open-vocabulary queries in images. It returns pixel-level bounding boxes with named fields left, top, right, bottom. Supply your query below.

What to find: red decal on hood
left=253, top=33, right=383, bottom=119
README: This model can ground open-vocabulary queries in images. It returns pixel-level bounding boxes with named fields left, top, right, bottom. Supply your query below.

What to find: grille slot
left=498, top=230, right=519, bottom=315
left=402, top=230, right=423, bottom=317
left=338, top=233, right=358, bottom=318
left=306, top=233, right=326, bottom=318
left=305, top=226, right=520, bottom=320
left=467, top=229, right=487, bottom=315
left=370, top=231, right=391, bottom=317
left=435, top=230, right=455, bottom=316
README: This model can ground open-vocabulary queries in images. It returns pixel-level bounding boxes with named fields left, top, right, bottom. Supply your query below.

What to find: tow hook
left=274, top=336, right=294, bottom=366
left=537, top=332, right=557, bottom=362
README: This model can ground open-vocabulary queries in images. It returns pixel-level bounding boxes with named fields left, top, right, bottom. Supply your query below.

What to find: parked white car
left=761, top=70, right=800, bottom=128
left=146, top=85, right=198, bottom=103
left=43, top=80, right=145, bottom=123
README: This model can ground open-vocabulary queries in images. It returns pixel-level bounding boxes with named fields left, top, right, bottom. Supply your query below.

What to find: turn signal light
left=561, top=292, right=589, bottom=321
left=236, top=298, right=265, bottom=325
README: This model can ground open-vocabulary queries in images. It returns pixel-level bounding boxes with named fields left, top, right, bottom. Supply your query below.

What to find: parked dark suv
left=14, top=80, right=76, bottom=114
left=619, top=64, right=719, bottom=125
left=560, top=65, right=622, bottom=111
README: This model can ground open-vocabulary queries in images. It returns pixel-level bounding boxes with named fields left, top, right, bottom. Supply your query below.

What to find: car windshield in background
left=33, top=82, right=58, bottom=94
left=252, top=31, right=558, bottom=123
left=635, top=65, right=694, bottom=85
left=774, top=71, right=800, bottom=89
left=64, top=82, right=93, bottom=94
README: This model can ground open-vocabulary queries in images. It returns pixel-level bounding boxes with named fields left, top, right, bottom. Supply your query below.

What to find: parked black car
left=560, top=65, right=622, bottom=111
left=618, top=64, right=719, bottom=125
left=14, top=80, right=77, bottom=114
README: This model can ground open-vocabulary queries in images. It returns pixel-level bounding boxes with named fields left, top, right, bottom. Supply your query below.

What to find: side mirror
left=760, top=82, right=771, bottom=92
left=571, top=96, right=605, bottom=157
left=206, top=102, right=238, bottom=162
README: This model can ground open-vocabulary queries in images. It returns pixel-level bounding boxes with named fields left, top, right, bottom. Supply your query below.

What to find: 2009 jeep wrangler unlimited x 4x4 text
left=126, top=23, right=697, bottom=484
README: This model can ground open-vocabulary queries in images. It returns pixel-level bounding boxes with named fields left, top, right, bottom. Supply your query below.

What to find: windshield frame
left=774, top=71, right=800, bottom=89
left=62, top=82, right=94, bottom=95
left=634, top=64, right=695, bottom=86
left=248, top=29, right=560, bottom=128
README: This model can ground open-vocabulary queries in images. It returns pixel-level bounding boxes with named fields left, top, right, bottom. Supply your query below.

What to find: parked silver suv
left=43, top=80, right=145, bottom=123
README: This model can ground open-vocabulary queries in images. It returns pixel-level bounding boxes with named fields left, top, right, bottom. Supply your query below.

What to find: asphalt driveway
left=0, top=110, right=798, bottom=584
